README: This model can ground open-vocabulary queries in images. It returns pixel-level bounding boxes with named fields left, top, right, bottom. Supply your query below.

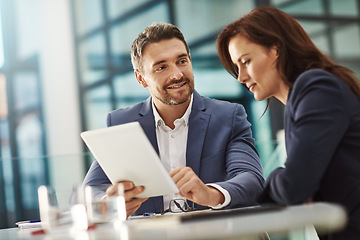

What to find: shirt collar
left=152, top=94, right=193, bottom=129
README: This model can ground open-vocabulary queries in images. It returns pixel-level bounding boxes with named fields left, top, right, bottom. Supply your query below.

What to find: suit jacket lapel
left=136, top=93, right=210, bottom=212
left=137, top=97, right=159, bottom=155
left=186, top=91, right=210, bottom=176
left=136, top=97, right=163, bottom=212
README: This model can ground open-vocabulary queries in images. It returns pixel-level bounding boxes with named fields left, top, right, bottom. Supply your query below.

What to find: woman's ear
left=272, top=45, right=279, bottom=57
left=135, top=70, right=147, bottom=88
left=268, top=45, right=279, bottom=62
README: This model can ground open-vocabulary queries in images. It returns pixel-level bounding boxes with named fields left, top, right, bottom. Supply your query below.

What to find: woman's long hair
left=217, top=6, right=360, bottom=98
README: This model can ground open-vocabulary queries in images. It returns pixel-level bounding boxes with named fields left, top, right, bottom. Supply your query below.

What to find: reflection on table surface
left=0, top=202, right=347, bottom=240
left=0, top=140, right=285, bottom=231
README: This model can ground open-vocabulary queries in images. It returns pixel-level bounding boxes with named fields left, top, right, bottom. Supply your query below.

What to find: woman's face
left=228, top=34, right=288, bottom=104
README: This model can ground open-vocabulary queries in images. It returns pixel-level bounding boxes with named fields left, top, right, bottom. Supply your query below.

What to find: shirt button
left=172, top=165, right=176, bottom=169
left=171, top=133, right=175, bottom=138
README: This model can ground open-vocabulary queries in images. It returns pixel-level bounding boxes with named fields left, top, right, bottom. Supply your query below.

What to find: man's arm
left=216, top=104, right=265, bottom=208
left=171, top=103, right=264, bottom=209
left=169, top=166, right=225, bottom=207
left=83, top=160, right=111, bottom=187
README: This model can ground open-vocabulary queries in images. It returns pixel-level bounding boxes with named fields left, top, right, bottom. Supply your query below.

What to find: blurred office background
left=0, top=0, right=359, bottom=230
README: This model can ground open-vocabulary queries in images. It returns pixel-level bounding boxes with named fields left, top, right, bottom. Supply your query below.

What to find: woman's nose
left=238, top=68, right=248, bottom=83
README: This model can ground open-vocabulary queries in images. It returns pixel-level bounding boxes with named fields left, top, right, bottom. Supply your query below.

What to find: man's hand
left=169, top=166, right=225, bottom=207
left=106, top=181, right=148, bottom=218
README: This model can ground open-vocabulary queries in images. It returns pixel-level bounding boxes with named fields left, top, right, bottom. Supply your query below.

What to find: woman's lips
left=248, top=83, right=256, bottom=92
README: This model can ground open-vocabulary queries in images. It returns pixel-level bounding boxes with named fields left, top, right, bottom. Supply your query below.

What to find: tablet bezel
left=81, top=121, right=179, bottom=198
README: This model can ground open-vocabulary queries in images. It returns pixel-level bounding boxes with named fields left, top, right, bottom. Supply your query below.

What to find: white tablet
left=80, top=121, right=179, bottom=198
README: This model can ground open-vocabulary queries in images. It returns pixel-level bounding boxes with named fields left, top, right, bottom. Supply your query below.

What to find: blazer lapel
left=137, top=97, right=159, bottom=155
left=186, top=91, right=210, bottom=176
left=136, top=97, right=163, bottom=212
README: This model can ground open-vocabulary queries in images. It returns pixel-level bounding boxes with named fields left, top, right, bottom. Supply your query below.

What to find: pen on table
left=143, top=212, right=156, bottom=217
left=16, top=220, right=43, bottom=230
left=16, top=220, right=41, bottom=225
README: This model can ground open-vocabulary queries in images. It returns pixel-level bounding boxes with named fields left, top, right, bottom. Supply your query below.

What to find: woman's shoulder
left=291, top=69, right=345, bottom=96
left=288, top=69, right=342, bottom=105
left=288, top=69, right=358, bottom=110
left=295, top=69, right=339, bottom=87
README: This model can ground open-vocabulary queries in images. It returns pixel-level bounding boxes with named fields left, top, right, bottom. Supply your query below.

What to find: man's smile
left=166, top=80, right=188, bottom=90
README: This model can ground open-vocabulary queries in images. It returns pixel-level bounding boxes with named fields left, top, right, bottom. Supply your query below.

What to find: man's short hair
left=131, top=22, right=190, bottom=71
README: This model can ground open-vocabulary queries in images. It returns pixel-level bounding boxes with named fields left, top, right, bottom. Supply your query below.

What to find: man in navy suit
left=82, top=22, right=264, bottom=218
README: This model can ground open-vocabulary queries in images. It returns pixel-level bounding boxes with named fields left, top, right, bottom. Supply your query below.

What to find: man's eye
left=156, top=66, right=165, bottom=71
left=179, top=59, right=188, bottom=64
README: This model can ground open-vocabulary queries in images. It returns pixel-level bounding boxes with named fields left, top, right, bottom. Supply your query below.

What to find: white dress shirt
left=152, top=94, right=230, bottom=211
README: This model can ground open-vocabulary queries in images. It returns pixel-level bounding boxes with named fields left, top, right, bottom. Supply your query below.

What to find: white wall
left=40, top=0, right=84, bottom=194
left=15, top=0, right=84, bottom=198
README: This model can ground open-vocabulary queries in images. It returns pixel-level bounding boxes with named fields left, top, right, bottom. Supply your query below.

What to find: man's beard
left=157, top=78, right=194, bottom=105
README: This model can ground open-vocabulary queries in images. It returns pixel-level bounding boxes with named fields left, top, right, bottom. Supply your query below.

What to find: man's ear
left=135, top=70, right=147, bottom=88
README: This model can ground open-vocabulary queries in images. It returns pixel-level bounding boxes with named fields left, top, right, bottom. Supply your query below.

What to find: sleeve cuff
left=206, top=183, right=231, bottom=209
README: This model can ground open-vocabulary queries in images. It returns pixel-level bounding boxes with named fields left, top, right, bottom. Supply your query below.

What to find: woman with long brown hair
left=217, top=6, right=360, bottom=239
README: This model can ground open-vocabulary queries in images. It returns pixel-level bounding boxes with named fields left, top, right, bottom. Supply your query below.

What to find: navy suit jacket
left=259, top=69, right=360, bottom=239
left=83, top=91, right=264, bottom=215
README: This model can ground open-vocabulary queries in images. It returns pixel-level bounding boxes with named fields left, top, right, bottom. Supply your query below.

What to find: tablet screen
left=81, top=121, right=179, bottom=198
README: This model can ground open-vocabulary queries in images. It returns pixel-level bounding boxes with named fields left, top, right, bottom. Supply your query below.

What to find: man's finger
left=124, top=186, right=145, bottom=201
left=106, top=185, right=118, bottom=196
left=119, top=181, right=135, bottom=191
left=169, top=166, right=185, bottom=177
left=106, top=181, right=136, bottom=197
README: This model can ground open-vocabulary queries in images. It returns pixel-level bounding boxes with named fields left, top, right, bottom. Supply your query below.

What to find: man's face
left=136, top=38, right=194, bottom=106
